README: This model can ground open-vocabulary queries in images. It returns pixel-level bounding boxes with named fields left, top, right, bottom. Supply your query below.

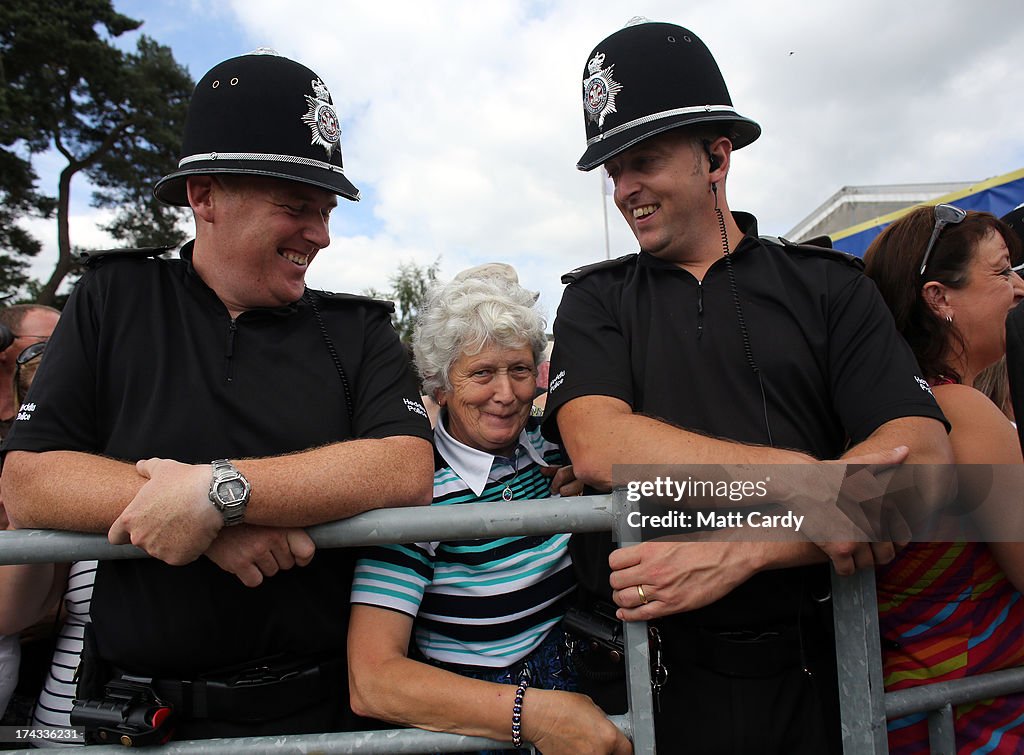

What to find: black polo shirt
left=5, top=243, right=432, bottom=676
left=543, top=212, right=946, bottom=626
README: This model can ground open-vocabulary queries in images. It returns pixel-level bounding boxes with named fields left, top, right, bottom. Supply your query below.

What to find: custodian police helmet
left=577, top=20, right=761, bottom=171
left=154, top=49, right=360, bottom=206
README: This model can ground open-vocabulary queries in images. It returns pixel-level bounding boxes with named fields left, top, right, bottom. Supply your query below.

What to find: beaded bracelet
left=511, top=674, right=529, bottom=748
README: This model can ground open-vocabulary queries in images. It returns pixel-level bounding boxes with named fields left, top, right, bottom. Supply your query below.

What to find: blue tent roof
left=830, top=167, right=1024, bottom=257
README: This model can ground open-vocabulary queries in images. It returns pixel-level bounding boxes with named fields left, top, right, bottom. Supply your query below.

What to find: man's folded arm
left=2, top=435, right=434, bottom=534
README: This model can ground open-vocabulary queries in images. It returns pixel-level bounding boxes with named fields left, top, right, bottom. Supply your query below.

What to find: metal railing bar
left=3, top=715, right=630, bottom=754
left=832, top=568, right=889, bottom=754
left=613, top=489, right=656, bottom=754
left=0, top=495, right=616, bottom=565
left=926, top=702, right=955, bottom=755
left=0, top=496, right=644, bottom=753
left=885, top=666, right=1024, bottom=718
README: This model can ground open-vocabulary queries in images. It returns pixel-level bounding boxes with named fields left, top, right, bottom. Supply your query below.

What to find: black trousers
left=576, top=622, right=842, bottom=755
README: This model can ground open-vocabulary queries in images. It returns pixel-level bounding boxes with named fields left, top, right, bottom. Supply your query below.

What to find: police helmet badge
left=302, top=78, right=341, bottom=158
left=583, top=52, right=622, bottom=129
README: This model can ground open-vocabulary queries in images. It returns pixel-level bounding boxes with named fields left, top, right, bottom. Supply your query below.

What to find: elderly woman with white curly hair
left=348, top=264, right=631, bottom=755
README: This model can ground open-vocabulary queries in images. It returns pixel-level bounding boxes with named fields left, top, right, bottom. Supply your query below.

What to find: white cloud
left=24, top=0, right=1024, bottom=315
left=20, top=211, right=120, bottom=294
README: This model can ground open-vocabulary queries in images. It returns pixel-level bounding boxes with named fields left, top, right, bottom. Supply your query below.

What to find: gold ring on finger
left=636, top=584, right=649, bottom=605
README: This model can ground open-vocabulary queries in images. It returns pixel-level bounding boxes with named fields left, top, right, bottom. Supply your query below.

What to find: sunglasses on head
left=918, top=204, right=967, bottom=279
left=16, top=341, right=46, bottom=366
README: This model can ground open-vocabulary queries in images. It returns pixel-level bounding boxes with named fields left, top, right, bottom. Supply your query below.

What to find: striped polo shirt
left=350, top=416, right=575, bottom=668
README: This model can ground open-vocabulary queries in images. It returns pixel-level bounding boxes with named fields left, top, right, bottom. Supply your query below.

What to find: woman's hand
left=523, top=688, right=633, bottom=754
left=542, top=465, right=585, bottom=497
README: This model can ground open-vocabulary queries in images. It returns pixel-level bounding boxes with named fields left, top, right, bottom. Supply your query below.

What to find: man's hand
left=608, top=539, right=758, bottom=621
left=811, top=446, right=910, bottom=575
left=205, top=525, right=315, bottom=587
left=108, top=458, right=222, bottom=565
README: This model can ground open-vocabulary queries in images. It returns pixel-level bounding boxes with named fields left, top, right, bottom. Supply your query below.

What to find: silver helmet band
left=178, top=151, right=348, bottom=175
left=586, top=104, right=738, bottom=146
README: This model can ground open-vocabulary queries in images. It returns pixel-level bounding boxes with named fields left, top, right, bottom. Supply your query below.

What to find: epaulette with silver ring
left=561, top=253, right=637, bottom=285
left=77, top=245, right=177, bottom=266
left=306, top=289, right=396, bottom=314
left=760, top=235, right=864, bottom=270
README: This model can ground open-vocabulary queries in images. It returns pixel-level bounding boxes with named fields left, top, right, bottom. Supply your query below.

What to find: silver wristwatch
left=208, top=459, right=250, bottom=526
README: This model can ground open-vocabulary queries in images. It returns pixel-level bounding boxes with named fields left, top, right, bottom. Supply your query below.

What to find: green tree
left=366, top=258, right=441, bottom=345
left=0, top=151, right=54, bottom=299
left=0, top=1, right=194, bottom=305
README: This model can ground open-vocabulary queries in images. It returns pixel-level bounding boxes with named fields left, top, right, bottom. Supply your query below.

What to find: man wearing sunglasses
left=0, top=305, right=58, bottom=728
left=0, top=51, right=434, bottom=741
left=0, top=304, right=59, bottom=440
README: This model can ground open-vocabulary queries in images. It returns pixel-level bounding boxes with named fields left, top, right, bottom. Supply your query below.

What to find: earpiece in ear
left=701, top=139, right=721, bottom=173
left=0, top=324, right=12, bottom=352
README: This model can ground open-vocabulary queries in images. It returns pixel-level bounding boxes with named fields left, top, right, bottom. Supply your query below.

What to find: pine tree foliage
left=0, top=1, right=194, bottom=304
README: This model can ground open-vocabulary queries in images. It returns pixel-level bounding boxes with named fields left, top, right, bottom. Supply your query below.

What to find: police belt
left=138, top=656, right=345, bottom=721
left=661, top=622, right=808, bottom=679
left=577, top=621, right=808, bottom=679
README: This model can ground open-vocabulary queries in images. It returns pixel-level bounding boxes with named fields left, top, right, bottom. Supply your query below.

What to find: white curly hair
left=413, top=263, right=548, bottom=397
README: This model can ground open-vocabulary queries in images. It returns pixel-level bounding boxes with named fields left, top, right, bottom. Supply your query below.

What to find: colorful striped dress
left=877, top=541, right=1024, bottom=754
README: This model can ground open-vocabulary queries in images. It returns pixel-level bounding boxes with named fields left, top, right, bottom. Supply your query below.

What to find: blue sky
left=22, top=0, right=1024, bottom=318
left=110, top=1, right=384, bottom=240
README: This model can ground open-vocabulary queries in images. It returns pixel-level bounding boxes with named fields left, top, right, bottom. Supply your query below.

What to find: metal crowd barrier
left=3, top=491, right=1024, bottom=754
left=832, top=567, right=1024, bottom=755
left=0, top=492, right=656, bottom=754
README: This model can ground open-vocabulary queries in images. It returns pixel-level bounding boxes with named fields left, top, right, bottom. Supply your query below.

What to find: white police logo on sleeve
left=583, top=52, right=623, bottom=129
left=548, top=369, right=565, bottom=394
left=403, top=398, right=429, bottom=419
left=15, top=401, right=36, bottom=423
left=302, top=78, right=341, bottom=158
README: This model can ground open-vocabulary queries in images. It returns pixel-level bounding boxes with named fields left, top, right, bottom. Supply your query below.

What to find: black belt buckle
left=196, top=658, right=331, bottom=722
left=229, top=663, right=303, bottom=687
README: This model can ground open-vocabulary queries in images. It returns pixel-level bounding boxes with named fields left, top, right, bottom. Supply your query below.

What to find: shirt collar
left=434, top=410, right=547, bottom=496
left=636, top=211, right=761, bottom=271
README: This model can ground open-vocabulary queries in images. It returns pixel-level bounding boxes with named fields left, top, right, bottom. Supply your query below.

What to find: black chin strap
left=712, top=187, right=773, bottom=447
left=304, top=292, right=355, bottom=425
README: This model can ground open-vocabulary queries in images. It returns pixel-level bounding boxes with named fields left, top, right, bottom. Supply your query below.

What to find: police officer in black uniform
left=542, top=20, right=953, bottom=754
left=2, top=51, right=434, bottom=742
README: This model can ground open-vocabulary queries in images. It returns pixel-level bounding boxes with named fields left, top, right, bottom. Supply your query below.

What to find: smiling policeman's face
left=604, top=129, right=715, bottom=265
left=190, top=174, right=338, bottom=316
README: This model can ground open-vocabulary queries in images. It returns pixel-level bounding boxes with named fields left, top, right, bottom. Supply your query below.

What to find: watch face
left=217, top=479, right=248, bottom=504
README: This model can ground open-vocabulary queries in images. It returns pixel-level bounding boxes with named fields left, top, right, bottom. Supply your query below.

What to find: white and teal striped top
left=350, top=416, right=575, bottom=668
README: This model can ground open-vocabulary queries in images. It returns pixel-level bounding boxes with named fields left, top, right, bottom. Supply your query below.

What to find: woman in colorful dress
left=864, top=205, right=1024, bottom=753
left=348, top=264, right=630, bottom=754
